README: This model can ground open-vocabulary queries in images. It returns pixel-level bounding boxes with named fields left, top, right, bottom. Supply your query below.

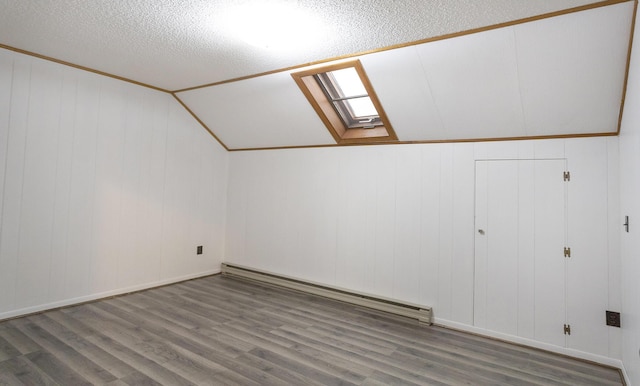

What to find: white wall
left=226, top=136, right=621, bottom=363
left=0, top=48, right=228, bottom=319
left=619, top=4, right=640, bottom=384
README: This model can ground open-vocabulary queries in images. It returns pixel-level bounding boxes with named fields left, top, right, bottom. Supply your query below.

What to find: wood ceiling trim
left=227, top=132, right=620, bottom=152
left=617, top=0, right=639, bottom=134
left=174, top=0, right=634, bottom=94
left=0, top=43, right=171, bottom=94
left=172, top=94, right=230, bottom=151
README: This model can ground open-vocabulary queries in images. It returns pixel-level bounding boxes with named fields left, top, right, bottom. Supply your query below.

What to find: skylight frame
left=291, top=60, right=397, bottom=144
left=314, top=70, right=381, bottom=129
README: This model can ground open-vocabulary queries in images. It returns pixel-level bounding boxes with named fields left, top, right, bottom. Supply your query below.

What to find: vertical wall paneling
left=65, top=70, right=101, bottom=299
left=14, top=58, right=61, bottom=305
left=565, top=138, right=611, bottom=356
left=161, top=100, right=206, bottom=279
left=517, top=160, right=535, bottom=339
left=19, top=58, right=63, bottom=307
left=212, top=132, right=229, bottom=260
left=196, top=120, right=220, bottom=274
left=192, top=126, right=216, bottom=274
left=473, top=160, right=488, bottom=328
left=0, top=48, right=228, bottom=319
left=606, top=137, right=621, bottom=359
left=242, top=153, right=269, bottom=269
left=335, top=147, right=372, bottom=291
left=118, top=84, right=151, bottom=288
left=0, top=51, right=13, bottom=310
left=418, top=145, right=441, bottom=308
left=436, top=144, right=454, bottom=320
left=451, top=144, right=475, bottom=324
left=279, top=150, right=304, bottom=279
left=371, top=147, right=397, bottom=296
left=310, top=149, right=340, bottom=285
left=393, top=146, right=422, bottom=303
left=91, top=77, right=127, bottom=293
left=0, top=50, right=12, bottom=242
left=0, top=54, right=31, bottom=312
left=47, top=66, right=77, bottom=302
left=225, top=154, right=247, bottom=265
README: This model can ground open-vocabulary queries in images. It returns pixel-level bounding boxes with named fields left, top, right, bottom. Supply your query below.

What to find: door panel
left=533, top=160, right=567, bottom=346
left=475, top=159, right=566, bottom=347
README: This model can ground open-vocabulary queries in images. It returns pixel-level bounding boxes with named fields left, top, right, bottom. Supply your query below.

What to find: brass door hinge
left=564, top=324, right=571, bottom=335
left=564, top=247, right=571, bottom=258
left=563, top=171, right=571, bottom=181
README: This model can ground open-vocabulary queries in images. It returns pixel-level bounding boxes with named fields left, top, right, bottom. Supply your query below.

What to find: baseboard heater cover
left=221, top=263, right=432, bottom=325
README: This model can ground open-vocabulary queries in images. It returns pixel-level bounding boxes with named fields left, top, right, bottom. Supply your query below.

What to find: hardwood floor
left=0, top=274, right=624, bottom=385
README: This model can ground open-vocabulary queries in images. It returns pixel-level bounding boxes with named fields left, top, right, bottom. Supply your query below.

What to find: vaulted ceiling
left=0, top=0, right=635, bottom=150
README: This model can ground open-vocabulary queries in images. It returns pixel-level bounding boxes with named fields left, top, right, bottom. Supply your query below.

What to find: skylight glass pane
left=329, top=67, right=367, bottom=97
left=344, top=96, right=378, bottom=118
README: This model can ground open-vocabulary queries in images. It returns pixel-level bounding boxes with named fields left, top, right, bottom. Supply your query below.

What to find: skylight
left=315, top=67, right=381, bottom=129
left=292, top=60, right=397, bottom=144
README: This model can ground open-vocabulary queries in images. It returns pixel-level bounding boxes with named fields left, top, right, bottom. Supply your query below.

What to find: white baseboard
left=434, top=318, right=625, bottom=371
left=621, top=365, right=631, bottom=385
left=0, top=269, right=221, bottom=321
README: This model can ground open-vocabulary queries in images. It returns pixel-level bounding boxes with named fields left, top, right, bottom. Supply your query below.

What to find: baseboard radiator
left=221, top=263, right=432, bottom=325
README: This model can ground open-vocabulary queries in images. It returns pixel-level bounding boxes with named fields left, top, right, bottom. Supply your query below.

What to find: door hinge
left=564, top=324, right=571, bottom=335
left=563, top=171, right=571, bottom=181
left=564, top=247, right=571, bottom=258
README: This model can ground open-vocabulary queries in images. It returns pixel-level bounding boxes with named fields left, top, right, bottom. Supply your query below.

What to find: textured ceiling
left=0, top=0, right=608, bottom=91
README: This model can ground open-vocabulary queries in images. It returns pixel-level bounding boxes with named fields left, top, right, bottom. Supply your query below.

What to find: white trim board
left=0, top=269, right=221, bottom=321
left=434, top=318, right=626, bottom=374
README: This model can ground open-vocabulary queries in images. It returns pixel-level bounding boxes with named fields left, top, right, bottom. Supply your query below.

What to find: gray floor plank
left=36, top=313, right=139, bottom=379
left=26, top=350, right=92, bottom=386
left=247, top=347, right=360, bottom=386
left=10, top=317, right=118, bottom=384
left=0, top=325, right=43, bottom=356
left=236, top=351, right=323, bottom=386
left=0, top=274, right=624, bottom=386
left=0, top=335, right=21, bottom=362
left=85, top=334, right=197, bottom=386
left=0, top=355, right=58, bottom=386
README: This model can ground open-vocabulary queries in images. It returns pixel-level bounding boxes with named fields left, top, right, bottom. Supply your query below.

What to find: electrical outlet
left=196, top=246, right=203, bottom=255
left=606, top=311, right=620, bottom=327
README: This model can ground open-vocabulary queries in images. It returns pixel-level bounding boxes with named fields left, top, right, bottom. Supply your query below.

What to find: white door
left=474, top=159, right=567, bottom=347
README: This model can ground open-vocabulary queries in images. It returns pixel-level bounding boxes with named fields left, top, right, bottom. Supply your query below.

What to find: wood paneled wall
left=0, top=48, right=228, bottom=319
left=226, top=137, right=621, bottom=364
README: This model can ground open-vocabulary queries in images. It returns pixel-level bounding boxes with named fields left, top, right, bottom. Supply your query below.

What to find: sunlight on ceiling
left=221, top=1, right=327, bottom=51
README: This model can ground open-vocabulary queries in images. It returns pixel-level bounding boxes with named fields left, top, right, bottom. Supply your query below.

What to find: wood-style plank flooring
left=0, top=275, right=624, bottom=385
